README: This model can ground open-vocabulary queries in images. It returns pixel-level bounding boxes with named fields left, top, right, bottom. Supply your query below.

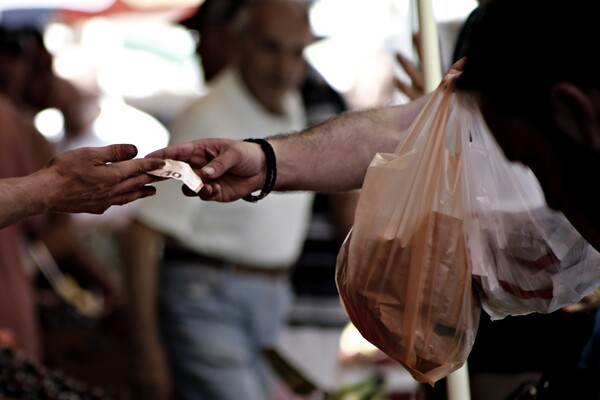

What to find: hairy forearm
left=270, top=95, right=428, bottom=192
left=0, top=173, right=49, bottom=229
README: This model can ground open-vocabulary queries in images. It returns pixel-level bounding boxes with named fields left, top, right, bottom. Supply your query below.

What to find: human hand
left=38, top=144, right=165, bottom=214
left=394, top=50, right=425, bottom=100
left=394, top=32, right=425, bottom=100
left=394, top=32, right=466, bottom=95
left=442, top=57, right=466, bottom=83
left=146, top=138, right=266, bottom=202
left=396, top=53, right=465, bottom=94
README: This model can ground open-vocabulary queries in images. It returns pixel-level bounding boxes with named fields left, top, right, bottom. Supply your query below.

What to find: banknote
left=148, top=159, right=204, bottom=193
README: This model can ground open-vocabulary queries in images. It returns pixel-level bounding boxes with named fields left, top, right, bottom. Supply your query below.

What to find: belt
left=162, top=245, right=290, bottom=279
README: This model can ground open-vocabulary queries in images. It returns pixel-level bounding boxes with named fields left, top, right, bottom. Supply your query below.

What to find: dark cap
left=179, top=0, right=249, bottom=31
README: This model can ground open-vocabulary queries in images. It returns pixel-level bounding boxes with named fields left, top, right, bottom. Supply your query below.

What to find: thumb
left=200, top=161, right=223, bottom=180
left=104, top=144, right=139, bottom=162
left=200, top=147, right=241, bottom=179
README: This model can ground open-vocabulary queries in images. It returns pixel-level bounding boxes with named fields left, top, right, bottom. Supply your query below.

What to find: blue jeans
left=158, top=259, right=293, bottom=400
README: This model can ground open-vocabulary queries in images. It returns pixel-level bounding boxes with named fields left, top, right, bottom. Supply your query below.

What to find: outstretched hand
left=146, top=138, right=266, bottom=202
left=40, top=144, right=165, bottom=214
left=394, top=31, right=465, bottom=97
left=394, top=51, right=425, bottom=100
left=394, top=32, right=425, bottom=100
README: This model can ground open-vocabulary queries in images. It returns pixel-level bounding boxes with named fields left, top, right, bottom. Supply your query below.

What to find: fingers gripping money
left=148, top=159, right=204, bottom=193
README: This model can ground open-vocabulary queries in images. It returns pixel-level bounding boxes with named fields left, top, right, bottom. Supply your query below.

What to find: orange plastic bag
left=335, top=76, right=480, bottom=385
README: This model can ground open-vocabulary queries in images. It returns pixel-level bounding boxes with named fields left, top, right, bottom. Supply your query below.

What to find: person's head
left=182, top=0, right=311, bottom=115
left=231, top=0, right=311, bottom=115
left=181, top=0, right=248, bottom=82
left=0, top=26, right=58, bottom=109
left=0, top=26, right=35, bottom=101
left=456, top=0, right=600, bottom=249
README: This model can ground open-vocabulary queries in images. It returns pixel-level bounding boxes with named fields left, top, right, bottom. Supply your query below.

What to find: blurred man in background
left=122, top=1, right=315, bottom=399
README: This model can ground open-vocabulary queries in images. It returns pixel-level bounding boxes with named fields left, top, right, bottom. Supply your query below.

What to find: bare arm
left=121, top=220, right=173, bottom=400
left=271, top=96, right=428, bottom=192
left=146, top=60, right=469, bottom=202
left=0, top=144, right=165, bottom=229
left=270, top=58, right=464, bottom=193
left=147, top=95, right=429, bottom=201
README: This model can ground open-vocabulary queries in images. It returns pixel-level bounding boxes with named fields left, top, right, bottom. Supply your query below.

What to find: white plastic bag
left=460, top=93, right=600, bottom=320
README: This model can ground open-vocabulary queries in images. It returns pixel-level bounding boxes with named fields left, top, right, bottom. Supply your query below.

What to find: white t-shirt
left=135, top=69, right=314, bottom=268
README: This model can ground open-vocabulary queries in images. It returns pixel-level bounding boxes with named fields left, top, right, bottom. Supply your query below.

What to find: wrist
left=243, top=138, right=277, bottom=203
left=21, top=170, right=52, bottom=216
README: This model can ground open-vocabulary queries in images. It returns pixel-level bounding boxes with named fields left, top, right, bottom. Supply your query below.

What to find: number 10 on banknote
left=148, top=159, right=204, bottom=193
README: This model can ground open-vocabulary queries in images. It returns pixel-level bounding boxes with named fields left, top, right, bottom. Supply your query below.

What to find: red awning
left=55, top=0, right=200, bottom=24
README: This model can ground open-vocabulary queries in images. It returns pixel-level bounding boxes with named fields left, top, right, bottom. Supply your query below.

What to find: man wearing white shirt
left=122, top=2, right=314, bottom=400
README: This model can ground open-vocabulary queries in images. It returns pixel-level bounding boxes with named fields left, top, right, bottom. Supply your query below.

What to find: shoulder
left=167, top=86, right=231, bottom=141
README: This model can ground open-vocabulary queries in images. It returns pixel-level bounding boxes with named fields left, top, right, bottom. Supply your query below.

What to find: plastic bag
left=460, top=92, right=600, bottom=320
left=336, top=73, right=600, bottom=384
left=335, top=75, right=600, bottom=385
left=335, top=77, right=480, bottom=385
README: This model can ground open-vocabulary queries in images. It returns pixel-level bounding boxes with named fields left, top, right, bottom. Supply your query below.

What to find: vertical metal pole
left=415, top=1, right=471, bottom=399
left=416, top=0, right=442, bottom=92
left=446, top=363, right=472, bottom=400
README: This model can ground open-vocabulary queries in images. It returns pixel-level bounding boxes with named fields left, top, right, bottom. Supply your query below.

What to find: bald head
left=232, top=0, right=311, bottom=115
left=234, top=0, right=310, bottom=37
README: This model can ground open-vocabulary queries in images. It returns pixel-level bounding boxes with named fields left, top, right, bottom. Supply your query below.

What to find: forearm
left=145, top=96, right=429, bottom=202
left=0, top=173, right=50, bottom=229
left=121, top=220, right=165, bottom=347
left=270, top=95, right=428, bottom=192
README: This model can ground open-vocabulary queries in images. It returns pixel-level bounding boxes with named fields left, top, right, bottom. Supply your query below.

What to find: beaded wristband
left=242, top=138, right=277, bottom=203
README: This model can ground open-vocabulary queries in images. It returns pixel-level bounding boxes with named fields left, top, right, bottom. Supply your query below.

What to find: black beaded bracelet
left=242, top=138, right=277, bottom=203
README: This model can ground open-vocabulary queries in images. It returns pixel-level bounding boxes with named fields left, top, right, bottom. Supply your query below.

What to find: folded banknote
left=148, top=159, right=204, bottom=193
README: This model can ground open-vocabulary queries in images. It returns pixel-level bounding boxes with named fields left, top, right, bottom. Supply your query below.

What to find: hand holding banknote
left=148, top=159, right=204, bottom=193
left=146, top=138, right=266, bottom=202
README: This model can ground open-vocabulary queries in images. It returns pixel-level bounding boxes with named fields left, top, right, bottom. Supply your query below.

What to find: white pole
left=446, top=363, right=472, bottom=400
left=416, top=0, right=442, bottom=92
left=415, top=0, right=471, bottom=399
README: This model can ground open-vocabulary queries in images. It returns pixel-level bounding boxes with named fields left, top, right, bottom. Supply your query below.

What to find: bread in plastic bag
left=335, top=76, right=480, bottom=385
